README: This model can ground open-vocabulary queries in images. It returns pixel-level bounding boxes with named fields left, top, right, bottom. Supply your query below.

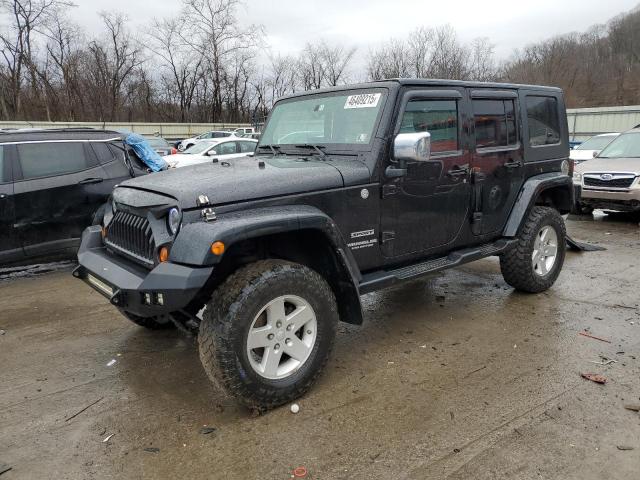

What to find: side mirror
left=394, top=132, right=431, bottom=164
left=593, top=151, right=599, bottom=158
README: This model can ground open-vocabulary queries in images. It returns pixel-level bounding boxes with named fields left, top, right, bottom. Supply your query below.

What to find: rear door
left=469, top=90, right=525, bottom=236
left=0, top=145, right=22, bottom=263
left=13, top=141, right=108, bottom=257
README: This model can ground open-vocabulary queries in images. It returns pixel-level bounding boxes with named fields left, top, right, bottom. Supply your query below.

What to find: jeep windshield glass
left=259, top=90, right=386, bottom=148
left=597, top=132, right=640, bottom=158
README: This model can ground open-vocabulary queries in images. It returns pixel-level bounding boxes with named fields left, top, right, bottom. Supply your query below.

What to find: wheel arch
left=503, top=172, right=573, bottom=237
left=171, top=205, right=364, bottom=325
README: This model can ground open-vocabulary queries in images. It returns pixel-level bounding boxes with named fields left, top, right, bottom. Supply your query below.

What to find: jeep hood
left=115, top=155, right=370, bottom=209
left=575, top=157, right=640, bottom=174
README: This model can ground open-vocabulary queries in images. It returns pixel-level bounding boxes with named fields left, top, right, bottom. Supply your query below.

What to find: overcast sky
left=70, top=0, right=639, bottom=68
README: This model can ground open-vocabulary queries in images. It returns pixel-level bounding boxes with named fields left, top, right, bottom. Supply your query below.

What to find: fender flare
left=503, top=172, right=573, bottom=237
left=170, top=205, right=365, bottom=324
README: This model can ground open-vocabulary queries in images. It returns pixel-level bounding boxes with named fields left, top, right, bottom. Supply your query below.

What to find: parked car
left=76, top=79, right=573, bottom=411
left=144, top=136, right=176, bottom=156
left=233, top=127, right=257, bottom=137
left=0, top=129, right=148, bottom=265
left=573, top=128, right=640, bottom=214
left=177, top=131, right=238, bottom=151
left=569, top=133, right=619, bottom=164
left=165, top=138, right=257, bottom=169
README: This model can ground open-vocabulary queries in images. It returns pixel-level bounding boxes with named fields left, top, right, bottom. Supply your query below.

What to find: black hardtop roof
left=277, top=78, right=562, bottom=102
left=0, top=128, right=123, bottom=144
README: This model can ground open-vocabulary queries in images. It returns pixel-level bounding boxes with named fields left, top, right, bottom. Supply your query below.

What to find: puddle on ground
left=0, top=261, right=76, bottom=282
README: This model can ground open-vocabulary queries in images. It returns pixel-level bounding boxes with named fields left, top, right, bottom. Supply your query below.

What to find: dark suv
left=0, top=129, right=147, bottom=265
left=75, top=80, right=573, bottom=411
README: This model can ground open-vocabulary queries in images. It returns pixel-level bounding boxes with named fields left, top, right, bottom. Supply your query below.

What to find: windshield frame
left=258, top=87, right=390, bottom=154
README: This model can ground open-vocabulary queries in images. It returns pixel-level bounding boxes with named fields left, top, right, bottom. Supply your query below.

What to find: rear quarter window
left=526, top=96, right=561, bottom=146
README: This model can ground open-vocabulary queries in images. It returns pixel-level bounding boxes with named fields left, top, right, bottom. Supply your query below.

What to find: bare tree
left=321, top=42, right=356, bottom=86
left=86, top=12, right=143, bottom=121
left=147, top=18, right=204, bottom=122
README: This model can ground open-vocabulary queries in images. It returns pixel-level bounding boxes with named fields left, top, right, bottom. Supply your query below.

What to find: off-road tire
left=198, top=260, right=338, bottom=411
left=121, top=311, right=176, bottom=330
left=500, top=206, right=566, bottom=293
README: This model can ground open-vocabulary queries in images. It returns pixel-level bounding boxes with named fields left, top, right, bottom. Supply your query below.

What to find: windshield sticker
left=344, top=93, right=381, bottom=109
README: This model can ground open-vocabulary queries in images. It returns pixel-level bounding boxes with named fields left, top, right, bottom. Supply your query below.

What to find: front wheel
left=198, top=260, right=338, bottom=411
left=500, top=206, right=566, bottom=293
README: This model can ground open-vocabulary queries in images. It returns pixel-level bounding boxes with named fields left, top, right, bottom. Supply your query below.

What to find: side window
left=239, top=141, right=256, bottom=153
left=213, top=142, right=238, bottom=155
left=473, top=99, right=517, bottom=149
left=17, top=142, right=94, bottom=180
left=526, top=96, right=560, bottom=146
left=399, top=99, right=458, bottom=153
left=91, top=142, right=116, bottom=164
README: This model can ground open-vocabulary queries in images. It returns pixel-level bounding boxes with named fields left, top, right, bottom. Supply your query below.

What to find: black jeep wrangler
left=75, top=79, right=573, bottom=410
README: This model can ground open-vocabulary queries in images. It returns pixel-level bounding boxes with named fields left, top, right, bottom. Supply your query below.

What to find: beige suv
left=573, top=128, right=640, bottom=214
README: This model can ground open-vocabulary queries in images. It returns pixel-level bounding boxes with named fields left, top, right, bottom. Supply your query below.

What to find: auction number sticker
left=344, top=93, right=381, bottom=109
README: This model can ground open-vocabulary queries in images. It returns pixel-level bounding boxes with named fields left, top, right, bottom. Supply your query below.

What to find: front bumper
left=74, top=226, right=213, bottom=317
left=576, top=184, right=640, bottom=211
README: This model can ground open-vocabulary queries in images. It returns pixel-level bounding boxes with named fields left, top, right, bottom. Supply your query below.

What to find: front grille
left=105, top=211, right=155, bottom=265
left=584, top=176, right=635, bottom=189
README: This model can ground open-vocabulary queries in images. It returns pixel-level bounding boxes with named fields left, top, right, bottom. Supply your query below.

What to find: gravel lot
left=1, top=214, right=639, bottom=480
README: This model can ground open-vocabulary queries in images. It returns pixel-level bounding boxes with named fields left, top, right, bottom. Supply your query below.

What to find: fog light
left=211, top=241, right=225, bottom=256
left=159, top=246, right=169, bottom=263
left=156, top=293, right=164, bottom=306
left=144, top=292, right=152, bottom=305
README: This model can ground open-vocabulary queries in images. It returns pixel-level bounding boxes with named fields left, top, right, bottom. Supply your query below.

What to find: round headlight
left=111, top=197, right=118, bottom=214
left=573, top=172, right=582, bottom=181
left=167, top=208, right=181, bottom=235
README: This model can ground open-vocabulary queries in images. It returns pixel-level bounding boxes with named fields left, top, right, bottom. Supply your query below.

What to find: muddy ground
left=1, top=214, right=639, bottom=480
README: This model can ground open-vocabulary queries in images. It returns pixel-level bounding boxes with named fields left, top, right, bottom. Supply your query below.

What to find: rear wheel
left=500, top=206, right=566, bottom=293
left=198, top=260, right=338, bottom=411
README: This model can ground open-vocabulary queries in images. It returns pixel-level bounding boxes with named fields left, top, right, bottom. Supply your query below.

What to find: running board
left=359, top=238, right=516, bottom=294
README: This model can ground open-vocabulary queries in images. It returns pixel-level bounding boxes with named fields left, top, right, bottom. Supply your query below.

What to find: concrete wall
left=0, top=121, right=251, bottom=140
left=567, top=106, right=640, bottom=141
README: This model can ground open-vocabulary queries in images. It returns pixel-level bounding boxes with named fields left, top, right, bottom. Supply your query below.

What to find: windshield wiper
left=257, top=144, right=281, bottom=156
left=294, top=144, right=327, bottom=159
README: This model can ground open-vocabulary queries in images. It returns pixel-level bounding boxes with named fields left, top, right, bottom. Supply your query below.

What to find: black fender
left=170, top=205, right=365, bottom=324
left=503, top=172, right=574, bottom=237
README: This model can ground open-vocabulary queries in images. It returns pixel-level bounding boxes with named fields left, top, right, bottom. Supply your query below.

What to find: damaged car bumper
left=73, top=226, right=212, bottom=317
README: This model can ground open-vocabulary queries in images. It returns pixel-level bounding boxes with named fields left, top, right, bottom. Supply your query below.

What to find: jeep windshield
left=258, top=90, right=386, bottom=152
left=597, top=132, right=640, bottom=158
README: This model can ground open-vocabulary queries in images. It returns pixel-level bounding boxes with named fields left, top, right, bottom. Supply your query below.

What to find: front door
left=469, top=92, right=525, bottom=236
left=0, top=145, right=21, bottom=263
left=381, top=89, right=472, bottom=259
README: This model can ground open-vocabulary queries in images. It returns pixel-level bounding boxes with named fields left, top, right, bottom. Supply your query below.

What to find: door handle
left=447, top=165, right=469, bottom=177
left=78, top=177, right=104, bottom=185
left=504, top=159, right=523, bottom=169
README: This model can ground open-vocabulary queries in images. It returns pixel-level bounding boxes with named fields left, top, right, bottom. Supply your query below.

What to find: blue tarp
left=124, top=133, right=168, bottom=172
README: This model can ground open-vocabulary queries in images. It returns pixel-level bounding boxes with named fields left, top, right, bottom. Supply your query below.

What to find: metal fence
left=567, top=106, right=640, bottom=142
left=0, top=121, right=251, bottom=140
left=4, top=106, right=640, bottom=143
